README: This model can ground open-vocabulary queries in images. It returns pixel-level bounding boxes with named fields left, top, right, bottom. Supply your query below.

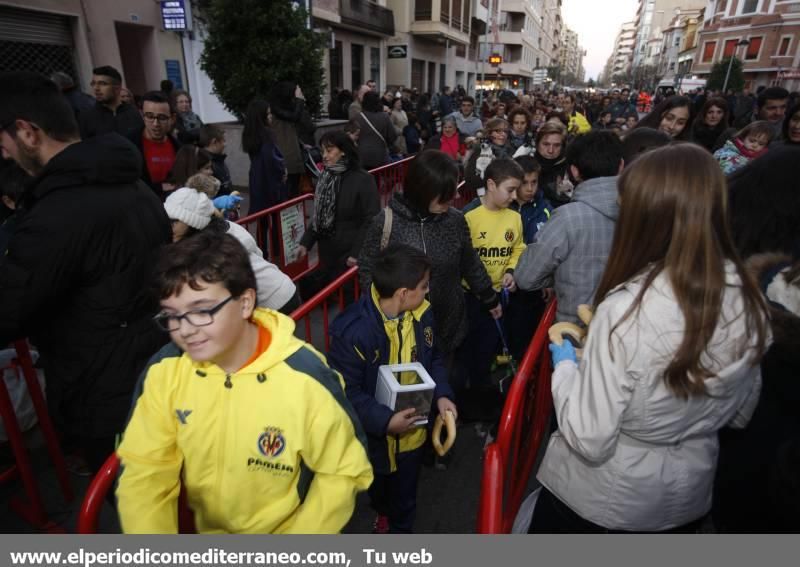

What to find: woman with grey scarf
left=299, top=131, right=380, bottom=290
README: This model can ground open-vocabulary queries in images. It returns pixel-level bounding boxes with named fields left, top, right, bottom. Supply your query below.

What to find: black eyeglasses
left=154, top=296, right=236, bottom=332
left=143, top=112, right=171, bottom=123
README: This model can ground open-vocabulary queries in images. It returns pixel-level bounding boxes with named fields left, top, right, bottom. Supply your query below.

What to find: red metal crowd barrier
left=477, top=300, right=557, bottom=534
left=289, top=266, right=360, bottom=353
left=77, top=453, right=195, bottom=534
left=0, top=341, right=73, bottom=532
left=236, top=194, right=318, bottom=283
left=369, top=156, right=414, bottom=208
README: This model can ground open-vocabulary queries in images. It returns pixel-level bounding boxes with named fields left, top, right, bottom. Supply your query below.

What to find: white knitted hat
left=164, top=187, right=215, bottom=230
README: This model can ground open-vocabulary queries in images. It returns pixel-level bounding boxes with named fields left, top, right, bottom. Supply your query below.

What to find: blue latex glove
left=549, top=341, right=577, bottom=366
left=213, top=194, right=243, bottom=210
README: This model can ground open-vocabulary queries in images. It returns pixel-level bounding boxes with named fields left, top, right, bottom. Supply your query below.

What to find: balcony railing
left=340, top=0, right=395, bottom=35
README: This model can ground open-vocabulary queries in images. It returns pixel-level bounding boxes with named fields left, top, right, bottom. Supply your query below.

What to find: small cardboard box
left=375, top=363, right=436, bottom=426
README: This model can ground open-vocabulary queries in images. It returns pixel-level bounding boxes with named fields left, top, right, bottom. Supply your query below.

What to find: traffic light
left=489, top=54, right=502, bottom=66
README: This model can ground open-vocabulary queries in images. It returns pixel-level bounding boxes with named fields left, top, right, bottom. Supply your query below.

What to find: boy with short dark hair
left=459, top=159, right=526, bottom=418
left=510, top=155, right=550, bottom=244
left=328, top=244, right=457, bottom=534
left=116, top=231, right=372, bottom=533
left=197, top=124, right=233, bottom=195
left=506, top=155, right=552, bottom=359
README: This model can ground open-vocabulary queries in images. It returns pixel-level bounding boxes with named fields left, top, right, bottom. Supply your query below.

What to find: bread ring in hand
left=577, top=304, right=594, bottom=326
left=548, top=322, right=586, bottom=347
left=432, top=410, right=457, bottom=457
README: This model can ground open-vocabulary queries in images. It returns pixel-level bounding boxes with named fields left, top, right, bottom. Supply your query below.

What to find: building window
left=778, top=37, right=791, bottom=57
left=716, top=0, right=727, bottom=14
left=702, top=41, right=716, bottom=63
left=411, top=59, right=425, bottom=91
left=370, top=47, right=380, bottom=85
left=441, top=0, right=450, bottom=25
left=440, top=63, right=446, bottom=92
left=351, top=43, right=363, bottom=89
left=415, top=0, right=432, bottom=21
left=741, top=0, right=759, bottom=13
left=452, top=0, right=462, bottom=30
left=745, top=37, right=762, bottom=60
left=329, top=41, right=343, bottom=90
left=723, top=39, right=738, bottom=58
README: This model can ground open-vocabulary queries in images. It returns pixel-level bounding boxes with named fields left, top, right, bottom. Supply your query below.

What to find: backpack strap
left=380, top=208, right=393, bottom=251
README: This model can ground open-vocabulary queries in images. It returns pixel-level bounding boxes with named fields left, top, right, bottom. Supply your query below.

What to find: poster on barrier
left=280, top=203, right=304, bottom=265
left=280, top=202, right=319, bottom=280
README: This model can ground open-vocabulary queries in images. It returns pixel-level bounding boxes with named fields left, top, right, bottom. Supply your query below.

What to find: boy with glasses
left=128, top=91, right=181, bottom=199
left=78, top=65, right=144, bottom=139
left=116, top=231, right=373, bottom=533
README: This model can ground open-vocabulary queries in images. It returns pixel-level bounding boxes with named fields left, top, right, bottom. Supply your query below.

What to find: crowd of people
left=0, top=67, right=799, bottom=535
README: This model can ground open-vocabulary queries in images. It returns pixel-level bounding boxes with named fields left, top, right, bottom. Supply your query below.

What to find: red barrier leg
left=0, top=367, right=49, bottom=529
left=14, top=341, right=74, bottom=503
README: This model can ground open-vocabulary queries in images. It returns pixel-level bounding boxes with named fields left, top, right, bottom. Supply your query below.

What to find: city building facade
left=602, top=20, right=636, bottom=85
left=312, top=0, right=394, bottom=97
left=692, top=0, right=800, bottom=92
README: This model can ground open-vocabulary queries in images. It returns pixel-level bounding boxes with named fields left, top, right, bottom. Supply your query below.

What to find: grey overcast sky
left=561, top=0, right=639, bottom=80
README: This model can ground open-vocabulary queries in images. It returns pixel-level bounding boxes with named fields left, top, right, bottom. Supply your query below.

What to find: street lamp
left=722, top=39, right=749, bottom=93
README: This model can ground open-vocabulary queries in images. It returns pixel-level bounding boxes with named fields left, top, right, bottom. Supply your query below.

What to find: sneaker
left=372, top=514, right=390, bottom=534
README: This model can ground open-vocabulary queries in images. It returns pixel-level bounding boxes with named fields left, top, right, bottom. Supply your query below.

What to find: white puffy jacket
left=538, top=262, right=767, bottom=531
left=226, top=221, right=296, bottom=310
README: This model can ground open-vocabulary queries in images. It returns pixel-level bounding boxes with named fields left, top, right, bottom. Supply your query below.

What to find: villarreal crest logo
left=258, top=427, right=286, bottom=458
left=424, top=326, right=434, bottom=348
left=504, top=229, right=515, bottom=243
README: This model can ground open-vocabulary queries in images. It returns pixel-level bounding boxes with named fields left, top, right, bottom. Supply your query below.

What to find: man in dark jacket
left=78, top=65, right=144, bottom=139
left=50, top=71, right=95, bottom=120
left=0, top=72, right=172, bottom=471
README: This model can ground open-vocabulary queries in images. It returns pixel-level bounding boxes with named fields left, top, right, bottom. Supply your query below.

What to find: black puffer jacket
left=0, top=134, right=172, bottom=439
left=78, top=101, right=144, bottom=140
left=358, top=194, right=497, bottom=354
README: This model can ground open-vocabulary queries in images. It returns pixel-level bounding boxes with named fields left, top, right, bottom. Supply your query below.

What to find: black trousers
left=529, top=487, right=704, bottom=534
left=369, top=447, right=424, bottom=534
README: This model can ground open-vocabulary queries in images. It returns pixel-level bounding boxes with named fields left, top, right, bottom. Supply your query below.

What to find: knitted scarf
left=313, top=159, right=348, bottom=237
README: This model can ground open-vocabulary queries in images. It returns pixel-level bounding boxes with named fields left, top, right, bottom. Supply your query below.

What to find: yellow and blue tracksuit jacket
left=327, top=285, right=454, bottom=475
left=462, top=198, right=527, bottom=290
left=510, top=190, right=552, bottom=244
left=115, top=308, right=373, bottom=534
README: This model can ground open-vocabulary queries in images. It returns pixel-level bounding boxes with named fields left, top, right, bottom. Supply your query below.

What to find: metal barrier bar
left=477, top=300, right=557, bottom=534
left=289, top=266, right=360, bottom=352
left=369, top=156, right=415, bottom=208
left=236, top=194, right=316, bottom=282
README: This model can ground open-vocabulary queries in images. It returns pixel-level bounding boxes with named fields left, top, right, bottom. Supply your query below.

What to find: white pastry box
left=375, top=363, right=436, bottom=426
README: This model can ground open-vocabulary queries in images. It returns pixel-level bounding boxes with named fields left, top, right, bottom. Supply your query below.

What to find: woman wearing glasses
left=164, top=187, right=299, bottom=314
left=464, top=117, right=513, bottom=194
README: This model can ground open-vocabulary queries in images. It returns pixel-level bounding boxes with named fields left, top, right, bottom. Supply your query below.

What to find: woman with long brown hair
left=529, top=143, right=770, bottom=533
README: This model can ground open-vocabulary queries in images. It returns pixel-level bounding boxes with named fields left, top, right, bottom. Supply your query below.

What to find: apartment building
left=313, top=0, right=395, bottom=97
left=692, top=0, right=800, bottom=92
left=381, top=0, right=489, bottom=94
left=602, top=20, right=636, bottom=85
left=632, top=0, right=706, bottom=68
left=475, top=0, right=563, bottom=90
left=0, top=0, right=187, bottom=101
left=657, top=9, right=703, bottom=83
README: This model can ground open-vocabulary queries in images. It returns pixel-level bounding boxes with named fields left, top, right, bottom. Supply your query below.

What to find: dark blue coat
left=511, top=190, right=552, bottom=244
left=328, top=289, right=454, bottom=474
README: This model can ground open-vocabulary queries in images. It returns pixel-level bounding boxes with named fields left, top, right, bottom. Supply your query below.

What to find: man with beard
left=0, top=72, right=171, bottom=472
left=128, top=91, right=181, bottom=198
left=78, top=65, right=144, bottom=139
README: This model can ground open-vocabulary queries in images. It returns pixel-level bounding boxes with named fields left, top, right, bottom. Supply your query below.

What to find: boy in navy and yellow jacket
left=116, top=231, right=372, bottom=534
left=328, top=244, right=457, bottom=534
